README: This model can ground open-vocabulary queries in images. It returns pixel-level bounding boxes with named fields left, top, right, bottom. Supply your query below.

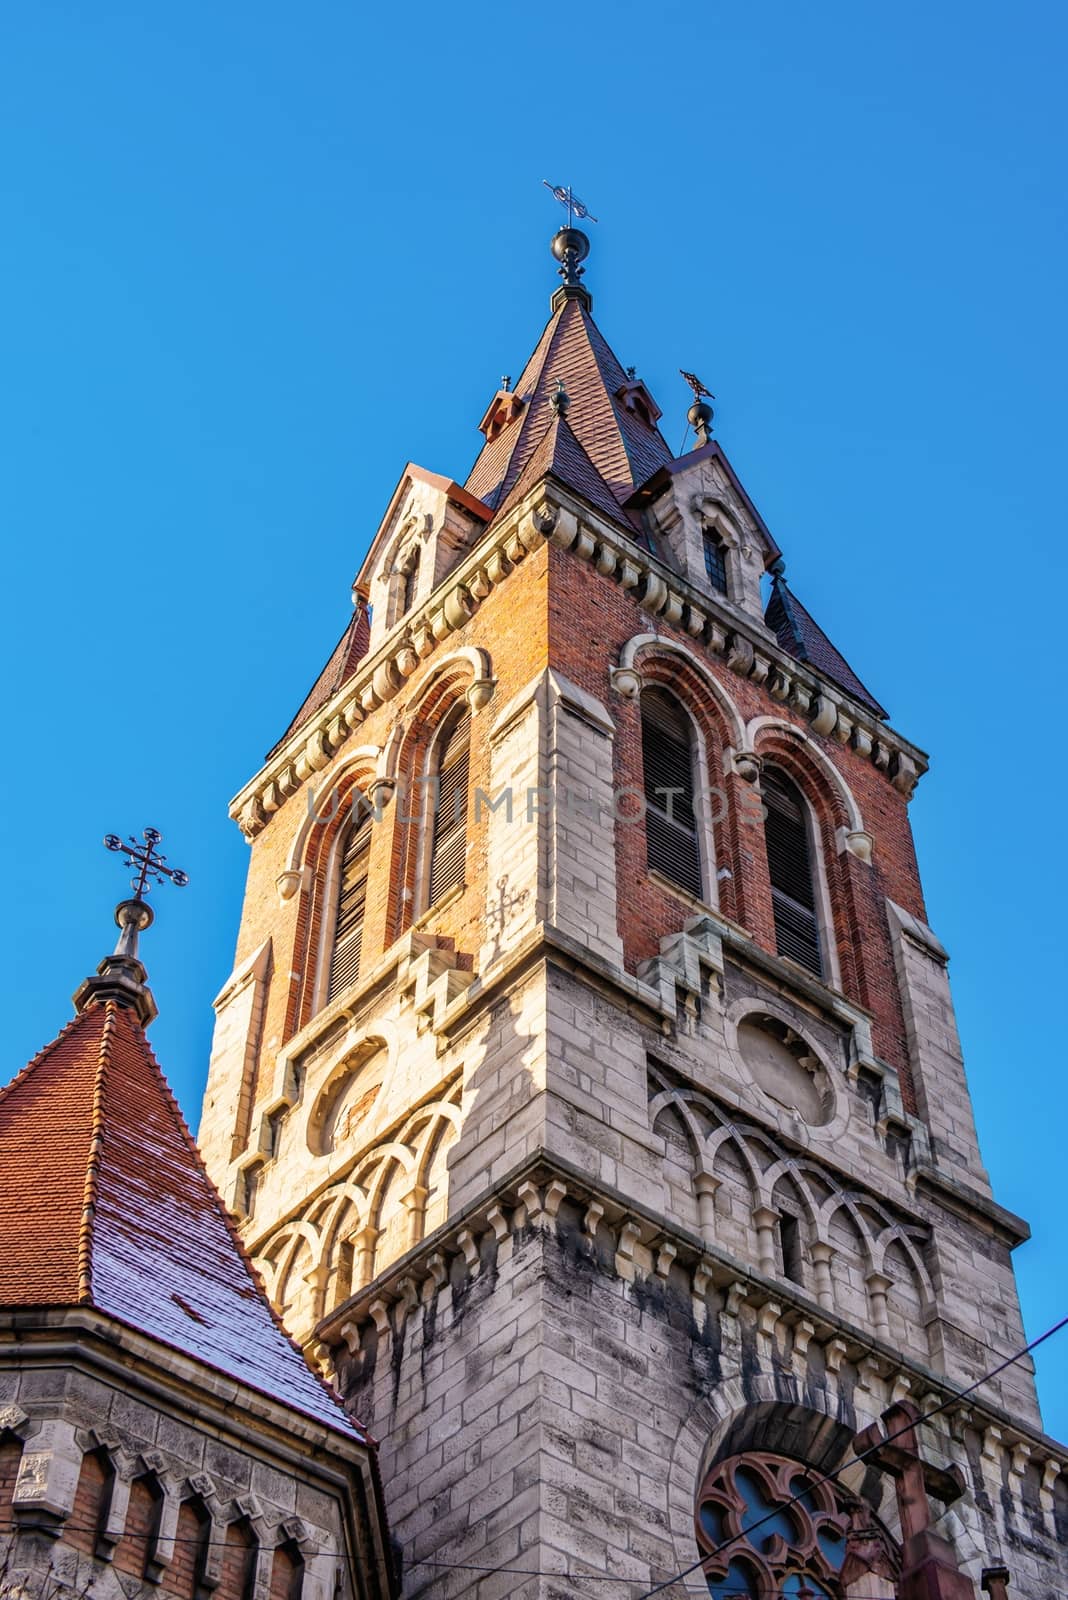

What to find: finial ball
left=551, top=226, right=590, bottom=266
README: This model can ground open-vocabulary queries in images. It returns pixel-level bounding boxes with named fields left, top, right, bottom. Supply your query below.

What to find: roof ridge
left=122, top=1008, right=357, bottom=1427
left=77, top=1002, right=117, bottom=1303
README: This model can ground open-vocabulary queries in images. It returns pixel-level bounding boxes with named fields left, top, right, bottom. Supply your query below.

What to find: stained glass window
left=694, top=1452, right=884, bottom=1600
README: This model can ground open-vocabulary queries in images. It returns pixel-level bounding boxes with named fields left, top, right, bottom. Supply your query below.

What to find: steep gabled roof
left=494, top=411, right=640, bottom=535
left=268, top=601, right=371, bottom=760
left=465, top=294, right=673, bottom=515
left=766, top=577, right=887, bottom=719
left=0, top=1001, right=366, bottom=1441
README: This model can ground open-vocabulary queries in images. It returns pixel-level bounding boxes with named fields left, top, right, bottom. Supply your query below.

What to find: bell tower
left=199, top=221, right=1068, bottom=1599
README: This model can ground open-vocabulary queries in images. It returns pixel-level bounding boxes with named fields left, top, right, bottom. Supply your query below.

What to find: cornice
left=231, top=481, right=929, bottom=839
left=313, top=1147, right=1067, bottom=1477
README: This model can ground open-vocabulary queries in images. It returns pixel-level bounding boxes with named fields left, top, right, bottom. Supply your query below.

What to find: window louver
left=328, top=812, right=372, bottom=1001
left=428, top=710, right=469, bottom=904
left=703, top=531, right=727, bottom=595
left=763, top=769, right=823, bottom=976
left=641, top=689, right=703, bottom=899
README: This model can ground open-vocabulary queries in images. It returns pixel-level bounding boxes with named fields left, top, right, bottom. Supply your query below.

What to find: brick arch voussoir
left=637, top=654, right=737, bottom=765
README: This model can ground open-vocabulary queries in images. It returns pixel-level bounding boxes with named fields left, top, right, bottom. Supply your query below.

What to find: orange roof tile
left=0, top=1002, right=366, bottom=1441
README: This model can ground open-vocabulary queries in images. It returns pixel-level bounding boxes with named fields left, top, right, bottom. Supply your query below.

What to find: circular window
left=736, top=1015, right=832, bottom=1127
left=695, top=1451, right=895, bottom=1598
left=307, top=1044, right=387, bottom=1155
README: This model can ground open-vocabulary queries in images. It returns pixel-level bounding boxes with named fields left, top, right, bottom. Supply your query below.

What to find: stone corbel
left=732, top=750, right=762, bottom=785
left=276, top=865, right=311, bottom=905
left=811, top=695, right=839, bottom=737
left=654, top=1241, right=678, bottom=1280
left=837, top=826, right=873, bottom=865
left=465, top=676, right=496, bottom=715
left=456, top=1228, right=480, bottom=1277
left=610, top=665, right=643, bottom=699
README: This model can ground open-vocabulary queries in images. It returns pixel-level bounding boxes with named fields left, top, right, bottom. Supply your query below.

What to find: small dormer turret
left=626, top=441, right=780, bottom=624
left=357, top=465, right=492, bottom=658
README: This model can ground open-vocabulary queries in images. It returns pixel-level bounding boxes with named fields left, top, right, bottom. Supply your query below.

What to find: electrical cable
left=0, top=1314, right=1063, bottom=1592
left=631, top=1310, right=1068, bottom=1600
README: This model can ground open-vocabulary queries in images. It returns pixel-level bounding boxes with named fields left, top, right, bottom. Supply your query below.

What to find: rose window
left=695, top=1452, right=861, bottom=1598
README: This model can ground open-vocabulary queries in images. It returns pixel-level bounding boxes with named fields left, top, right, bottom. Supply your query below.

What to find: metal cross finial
left=104, top=827, right=189, bottom=900
left=542, top=180, right=598, bottom=227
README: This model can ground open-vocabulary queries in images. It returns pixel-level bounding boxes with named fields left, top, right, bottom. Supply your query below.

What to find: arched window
left=762, top=768, right=823, bottom=977
left=175, top=1495, right=213, bottom=1600
left=269, top=1539, right=305, bottom=1600
left=328, top=809, right=373, bottom=1001
left=427, top=707, right=470, bottom=905
left=221, top=1518, right=258, bottom=1600
left=399, top=545, right=420, bottom=617
left=115, top=1472, right=165, bottom=1584
left=703, top=529, right=728, bottom=595
left=696, top=1452, right=865, bottom=1597
left=65, top=1446, right=117, bottom=1560
left=641, top=688, right=703, bottom=899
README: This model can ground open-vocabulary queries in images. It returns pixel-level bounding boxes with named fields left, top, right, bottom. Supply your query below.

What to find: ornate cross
left=542, top=180, right=598, bottom=227
left=104, top=827, right=189, bottom=900
left=853, top=1400, right=976, bottom=1600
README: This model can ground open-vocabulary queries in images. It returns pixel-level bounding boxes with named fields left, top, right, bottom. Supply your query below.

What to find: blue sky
left=2, top=2, right=1066, bottom=1438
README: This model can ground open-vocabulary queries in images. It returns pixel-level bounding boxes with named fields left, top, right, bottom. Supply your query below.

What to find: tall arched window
left=703, top=529, right=728, bottom=594
left=762, top=768, right=823, bottom=977
left=641, top=688, right=703, bottom=899
left=427, top=707, right=470, bottom=905
left=328, top=809, right=372, bottom=1001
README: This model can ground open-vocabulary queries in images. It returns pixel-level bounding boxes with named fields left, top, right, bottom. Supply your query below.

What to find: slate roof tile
left=0, top=1002, right=366, bottom=1442
left=765, top=579, right=887, bottom=718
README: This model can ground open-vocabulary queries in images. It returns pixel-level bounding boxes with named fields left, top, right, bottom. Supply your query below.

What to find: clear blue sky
left=2, top=2, right=1066, bottom=1439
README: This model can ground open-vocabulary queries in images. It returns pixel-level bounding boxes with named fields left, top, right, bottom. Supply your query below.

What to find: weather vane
left=680, top=370, right=714, bottom=402
left=542, top=181, right=598, bottom=228
left=104, top=827, right=189, bottom=900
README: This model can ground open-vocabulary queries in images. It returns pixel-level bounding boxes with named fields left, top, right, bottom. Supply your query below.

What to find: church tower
left=199, top=223, right=1068, bottom=1598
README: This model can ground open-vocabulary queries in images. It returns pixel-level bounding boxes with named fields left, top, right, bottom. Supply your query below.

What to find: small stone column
left=695, top=1171, right=719, bottom=1247
left=810, top=1241, right=835, bottom=1311
left=752, top=1207, right=779, bottom=1277
left=866, top=1271, right=893, bottom=1339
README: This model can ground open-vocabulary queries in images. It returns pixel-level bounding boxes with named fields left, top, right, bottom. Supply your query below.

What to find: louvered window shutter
left=703, top=531, right=728, bottom=594
left=763, top=770, right=823, bottom=976
left=328, top=812, right=372, bottom=1000
left=641, top=689, right=703, bottom=899
left=428, top=709, right=470, bottom=904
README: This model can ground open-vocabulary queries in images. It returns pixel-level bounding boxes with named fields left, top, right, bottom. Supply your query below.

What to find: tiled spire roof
left=465, top=295, right=674, bottom=515
left=493, top=410, right=639, bottom=535
left=268, top=597, right=371, bottom=759
left=0, top=1000, right=366, bottom=1441
left=765, top=575, right=887, bottom=719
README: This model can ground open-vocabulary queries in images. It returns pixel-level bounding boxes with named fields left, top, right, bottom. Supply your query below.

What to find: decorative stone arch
left=260, top=1220, right=322, bottom=1312
left=612, top=633, right=747, bottom=752
left=665, top=1391, right=893, bottom=1588
left=746, top=713, right=871, bottom=863
left=402, top=645, right=496, bottom=723
left=304, top=1031, right=395, bottom=1158
left=723, top=993, right=850, bottom=1144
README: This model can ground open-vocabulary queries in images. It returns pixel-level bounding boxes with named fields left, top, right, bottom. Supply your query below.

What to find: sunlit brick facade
left=200, top=232, right=1068, bottom=1599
